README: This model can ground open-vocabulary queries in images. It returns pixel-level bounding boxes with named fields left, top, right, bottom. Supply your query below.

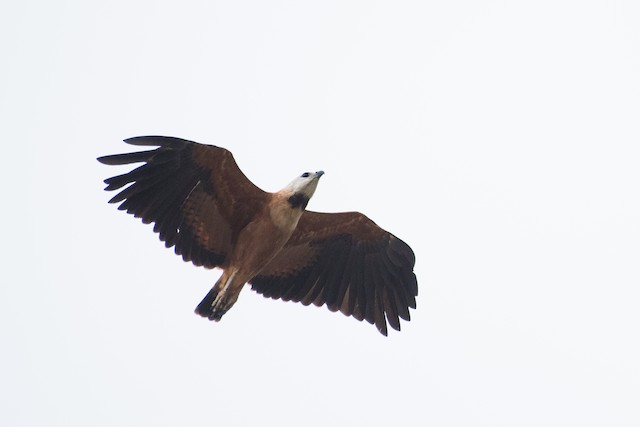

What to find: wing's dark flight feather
left=142, top=179, right=187, bottom=225
left=157, top=206, right=183, bottom=246
left=250, top=211, right=417, bottom=335
left=97, top=148, right=163, bottom=165
left=308, top=241, right=343, bottom=307
left=375, top=260, right=400, bottom=332
left=384, top=286, right=401, bottom=332
left=373, top=278, right=388, bottom=336
left=347, top=244, right=366, bottom=320
left=324, top=242, right=352, bottom=311
left=103, top=154, right=174, bottom=190
left=288, top=252, right=321, bottom=303
left=363, top=251, right=377, bottom=326
left=123, top=135, right=184, bottom=147
left=376, top=250, right=410, bottom=323
left=98, top=136, right=265, bottom=270
left=301, top=265, right=325, bottom=306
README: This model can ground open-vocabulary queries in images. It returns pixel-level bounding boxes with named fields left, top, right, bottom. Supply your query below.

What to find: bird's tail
left=194, top=270, right=244, bottom=321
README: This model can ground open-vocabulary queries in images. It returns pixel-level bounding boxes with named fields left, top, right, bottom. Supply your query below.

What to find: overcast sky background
left=2, top=1, right=639, bottom=426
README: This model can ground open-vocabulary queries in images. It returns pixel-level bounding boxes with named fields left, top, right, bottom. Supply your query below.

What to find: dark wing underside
left=97, top=136, right=267, bottom=269
left=250, top=211, right=417, bottom=336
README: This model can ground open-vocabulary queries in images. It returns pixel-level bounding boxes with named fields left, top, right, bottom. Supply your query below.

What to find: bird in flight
left=98, top=136, right=417, bottom=335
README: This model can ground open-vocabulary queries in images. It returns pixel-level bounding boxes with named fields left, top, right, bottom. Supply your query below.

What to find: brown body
left=205, top=192, right=306, bottom=319
left=237, top=192, right=304, bottom=278
left=98, top=136, right=417, bottom=335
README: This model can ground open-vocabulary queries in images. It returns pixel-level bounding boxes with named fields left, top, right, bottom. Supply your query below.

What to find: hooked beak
left=315, top=170, right=325, bottom=178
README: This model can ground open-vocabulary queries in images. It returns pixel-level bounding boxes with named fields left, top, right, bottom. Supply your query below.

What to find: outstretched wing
left=249, top=211, right=417, bottom=335
left=98, top=136, right=268, bottom=269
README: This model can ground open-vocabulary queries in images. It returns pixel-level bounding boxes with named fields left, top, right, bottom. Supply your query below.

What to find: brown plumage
left=98, top=136, right=417, bottom=335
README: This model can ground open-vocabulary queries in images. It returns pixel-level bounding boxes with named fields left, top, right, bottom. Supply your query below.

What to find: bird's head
left=283, top=171, right=325, bottom=209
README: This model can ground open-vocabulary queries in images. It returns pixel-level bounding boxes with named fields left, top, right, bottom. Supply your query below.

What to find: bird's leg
left=210, top=271, right=237, bottom=320
left=194, top=270, right=243, bottom=322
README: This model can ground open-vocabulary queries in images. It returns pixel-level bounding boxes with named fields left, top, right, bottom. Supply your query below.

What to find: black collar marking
left=288, top=193, right=310, bottom=209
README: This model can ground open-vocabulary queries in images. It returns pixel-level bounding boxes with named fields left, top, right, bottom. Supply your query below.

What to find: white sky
left=2, top=1, right=639, bottom=426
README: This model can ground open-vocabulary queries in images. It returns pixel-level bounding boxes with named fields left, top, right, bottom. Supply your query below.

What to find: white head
left=283, top=170, right=325, bottom=209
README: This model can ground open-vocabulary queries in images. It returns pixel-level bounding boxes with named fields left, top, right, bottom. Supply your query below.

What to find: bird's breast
left=268, top=198, right=303, bottom=234
left=227, top=200, right=302, bottom=279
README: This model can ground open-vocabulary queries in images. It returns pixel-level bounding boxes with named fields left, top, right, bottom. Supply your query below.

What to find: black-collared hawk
left=98, top=136, right=417, bottom=335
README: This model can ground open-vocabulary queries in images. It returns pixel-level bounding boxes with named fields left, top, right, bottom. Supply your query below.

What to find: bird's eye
left=301, top=172, right=310, bottom=178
